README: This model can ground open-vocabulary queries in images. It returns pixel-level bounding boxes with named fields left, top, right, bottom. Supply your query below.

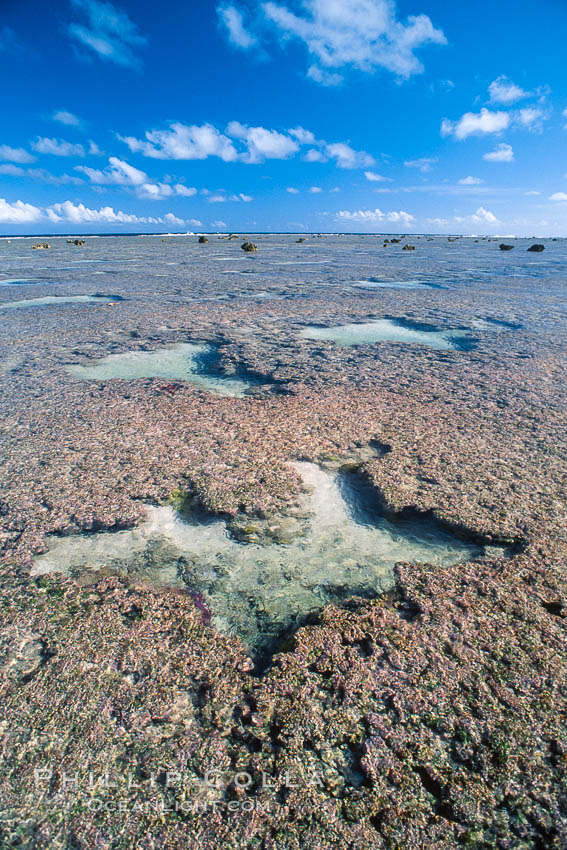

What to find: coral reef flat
left=1, top=233, right=567, bottom=848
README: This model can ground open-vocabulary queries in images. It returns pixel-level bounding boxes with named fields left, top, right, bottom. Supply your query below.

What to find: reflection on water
left=66, top=341, right=261, bottom=397
left=31, top=461, right=484, bottom=662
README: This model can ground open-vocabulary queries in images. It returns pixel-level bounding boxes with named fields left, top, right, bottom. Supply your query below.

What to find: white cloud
left=226, top=121, right=299, bottom=162
left=31, top=137, right=86, bottom=157
left=325, top=141, right=374, bottom=168
left=288, top=126, right=316, bottom=145
left=163, top=212, right=184, bottom=225
left=205, top=191, right=253, bottom=202
left=364, top=170, right=388, bottom=182
left=0, top=145, right=36, bottom=164
left=46, top=200, right=181, bottom=225
left=472, top=206, right=498, bottom=223
left=121, top=120, right=374, bottom=171
left=458, top=176, right=483, bottom=185
left=187, top=218, right=203, bottom=227
left=306, top=64, right=343, bottom=86
left=404, top=157, right=437, bottom=172
left=286, top=187, right=300, bottom=193
left=68, top=0, right=147, bottom=69
left=0, top=165, right=83, bottom=185
left=211, top=220, right=227, bottom=228
left=120, top=123, right=239, bottom=161
left=76, top=157, right=199, bottom=200
left=260, top=0, right=446, bottom=81
left=441, top=108, right=510, bottom=140
left=483, top=143, right=514, bottom=162
left=303, top=148, right=327, bottom=162
left=550, top=192, right=567, bottom=201
left=513, top=106, right=545, bottom=130
left=88, top=141, right=104, bottom=156
left=337, top=208, right=415, bottom=225
left=52, top=110, right=83, bottom=127
left=76, top=156, right=147, bottom=185
left=0, top=197, right=43, bottom=223
left=218, top=5, right=257, bottom=48
left=564, top=107, right=567, bottom=129
left=309, top=186, right=323, bottom=193
left=488, top=75, right=530, bottom=105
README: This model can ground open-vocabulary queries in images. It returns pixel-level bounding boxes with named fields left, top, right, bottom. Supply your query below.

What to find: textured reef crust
left=1, top=235, right=567, bottom=847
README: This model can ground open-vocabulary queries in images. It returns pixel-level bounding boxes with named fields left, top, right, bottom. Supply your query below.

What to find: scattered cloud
left=324, top=141, right=374, bottom=168
left=483, top=143, right=514, bottom=162
left=472, top=206, right=498, bottom=223
left=306, top=65, right=343, bottom=86
left=0, top=145, right=36, bottom=164
left=337, top=208, right=415, bottom=225
left=204, top=191, right=253, bottom=202
left=455, top=206, right=499, bottom=226
left=0, top=197, right=43, bottom=224
left=564, top=107, right=567, bottom=129
left=404, top=157, right=437, bottom=172
left=288, top=126, right=316, bottom=145
left=45, top=200, right=182, bottom=225
left=68, top=0, right=147, bottom=69
left=441, top=108, right=510, bottom=140
left=121, top=121, right=374, bottom=169
left=458, top=176, right=483, bottom=185
left=52, top=110, right=83, bottom=127
left=550, top=192, right=567, bottom=201
left=488, top=75, right=530, bottom=105
left=364, top=171, right=389, bottom=182
left=259, top=0, right=446, bottom=82
left=286, top=187, right=300, bottom=193
left=88, top=141, right=104, bottom=156
left=218, top=5, right=257, bottom=49
left=226, top=121, right=299, bottom=162
left=513, top=106, right=546, bottom=131
left=211, top=220, right=227, bottom=228
left=76, top=155, right=147, bottom=185
left=31, top=137, right=86, bottom=157
left=0, top=165, right=83, bottom=185
left=76, top=156, right=199, bottom=199
left=309, top=186, right=322, bottom=193
left=120, top=123, right=239, bottom=161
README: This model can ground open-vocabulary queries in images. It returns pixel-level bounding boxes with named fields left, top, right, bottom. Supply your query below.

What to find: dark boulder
left=499, top=244, right=515, bottom=251
left=198, top=236, right=209, bottom=244
left=241, top=241, right=258, bottom=252
left=527, top=244, right=545, bottom=252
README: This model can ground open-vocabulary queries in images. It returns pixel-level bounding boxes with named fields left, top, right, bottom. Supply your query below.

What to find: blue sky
left=1, top=0, right=567, bottom=235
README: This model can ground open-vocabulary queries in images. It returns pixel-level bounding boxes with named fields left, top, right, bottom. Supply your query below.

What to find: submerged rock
left=402, top=244, right=415, bottom=251
left=499, top=243, right=515, bottom=251
left=32, top=243, right=50, bottom=250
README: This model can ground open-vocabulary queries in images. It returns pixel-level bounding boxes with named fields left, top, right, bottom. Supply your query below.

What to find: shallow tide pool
left=299, top=318, right=470, bottom=350
left=32, top=461, right=485, bottom=662
left=66, top=341, right=260, bottom=397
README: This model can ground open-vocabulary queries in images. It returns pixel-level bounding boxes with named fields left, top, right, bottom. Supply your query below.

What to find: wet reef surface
left=1, top=233, right=567, bottom=848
